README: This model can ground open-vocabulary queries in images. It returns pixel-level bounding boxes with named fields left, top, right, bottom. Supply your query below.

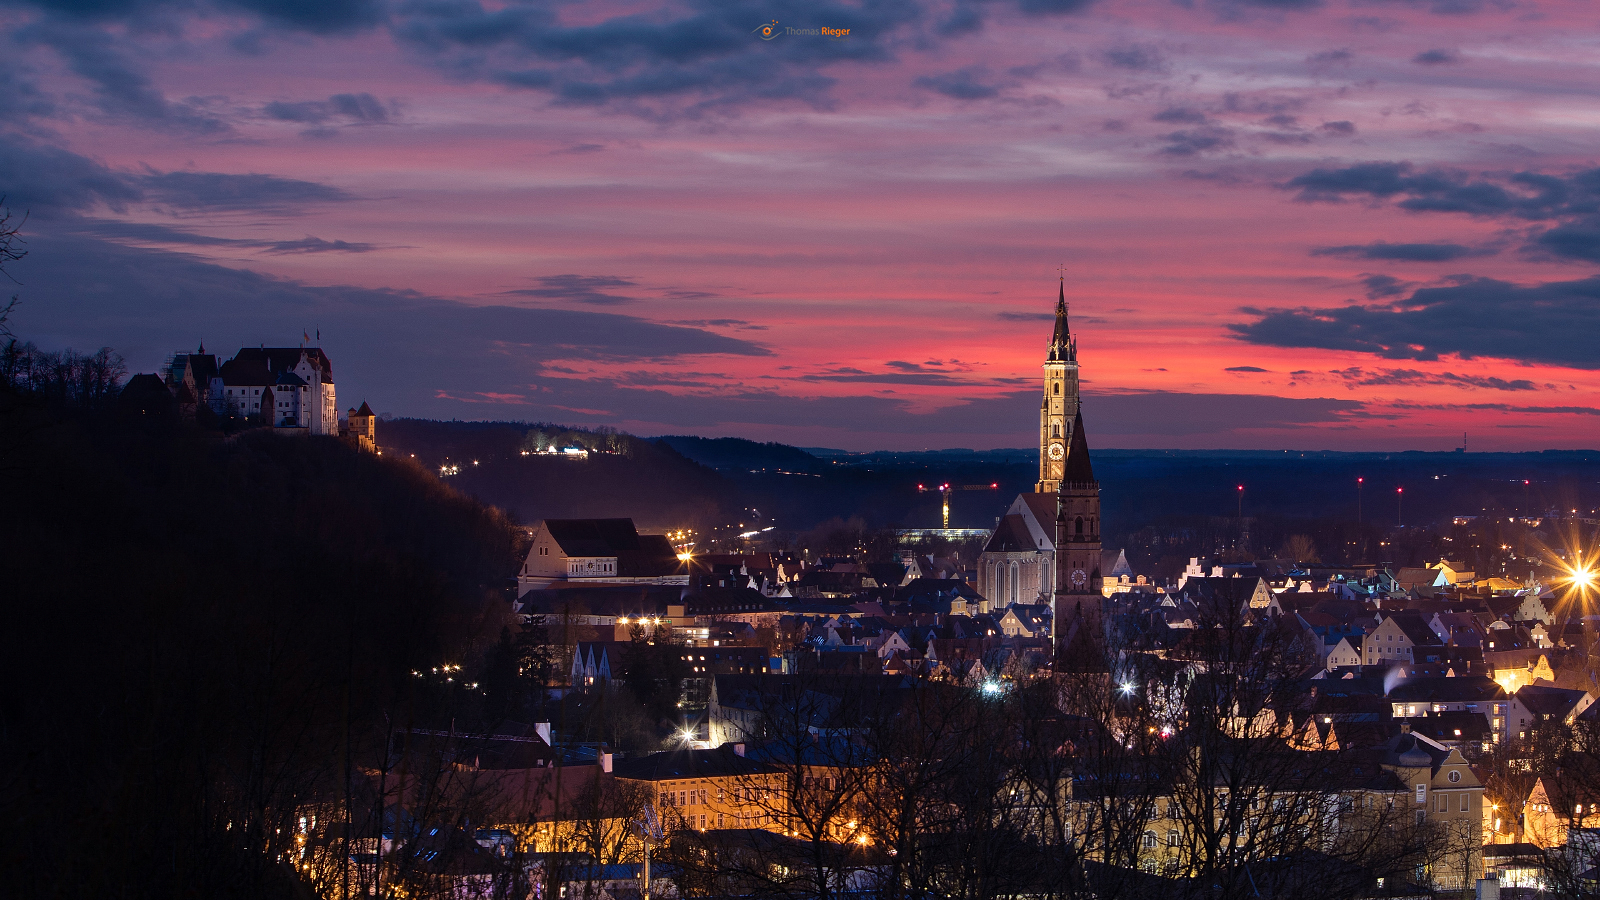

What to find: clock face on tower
left=1048, top=442, right=1064, bottom=461
left=1071, top=568, right=1087, bottom=587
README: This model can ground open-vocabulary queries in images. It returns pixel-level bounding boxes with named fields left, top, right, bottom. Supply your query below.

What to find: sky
left=3, top=0, right=1600, bottom=450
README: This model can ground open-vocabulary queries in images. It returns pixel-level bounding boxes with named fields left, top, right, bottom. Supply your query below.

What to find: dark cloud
left=139, top=171, right=356, bottom=214
left=913, top=67, right=999, bottom=100
left=668, top=318, right=765, bottom=330
left=1015, top=0, right=1096, bottom=12
left=0, top=133, right=358, bottom=220
left=1224, top=0, right=1322, bottom=9
left=936, top=3, right=985, bottom=36
left=504, top=274, right=638, bottom=305
left=0, top=135, right=142, bottom=212
left=997, top=311, right=1056, bottom=321
left=1389, top=401, right=1600, bottom=416
left=1412, top=48, right=1459, bottom=65
left=1229, top=275, right=1600, bottom=369
left=263, top=92, right=390, bottom=124
left=1103, top=44, right=1167, bottom=73
left=1284, top=162, right=1600, bottom=262
left=1225, top=366, right=1269, bottom=372
left=1306, top=49, right=1352, bottom=65
left=1330, top=367, right=1539, bottom=391
left=1320, top=120, right=1355, bottom=135
left=1153, top=106, right=1207, bottom=124
left=10, top=229, right=770, bottom=422
left=17, top=21, right=231, bottom=132
left=1311, top=241, right=1485, bottom=261
left=804, top=371, right=980, bottom=386
left=1159, top=126, right=1235, bottom=156
left=67, top=218, right=375, bottom=253
left=1079, top=390, right=1364, bottom=436
left=13, top=0, right=384, bottom=33
left=1361, top=274, right=1409, bottom=298
left=259, top=236, right=377, bottom=254
left=1283, top=162, right=1591, bottom=217
left=392, top=0, right=923, bottom=115
left=1532, top=218, right=1600, bottom=262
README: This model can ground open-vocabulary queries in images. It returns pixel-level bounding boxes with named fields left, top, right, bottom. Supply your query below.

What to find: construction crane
left=917, top=482, right=1000, bottom=528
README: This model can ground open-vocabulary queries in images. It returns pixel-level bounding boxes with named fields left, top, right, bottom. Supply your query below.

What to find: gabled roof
left=230, top=346, right=334, bottom=381
left=982, top=514, right=1036, bottom=553
left=611, top=746, right=775, bottom=781
left=219, top=357, right=275, bottom=387
left=1517, top=684, right=1589, bottom=719
left=355, top=401, right=375, bottom=417
left=540, top=518, right=680, bottom=576
left=1387, top=609, right=1445, bottom=647
left=1387, top=675, right=1503, bottom=702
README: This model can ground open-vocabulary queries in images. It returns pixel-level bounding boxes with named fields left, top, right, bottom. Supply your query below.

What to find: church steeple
left=1061, top=408, right=1094, bottom=485
left=1048, top=278, right=1075, bottom=363
left=1053, top=406, right=1102, bottom=648
left=1037, top=278, right=1081, bottom=494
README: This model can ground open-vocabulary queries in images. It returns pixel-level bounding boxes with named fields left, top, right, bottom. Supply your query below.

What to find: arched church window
left=1053, top=425, right=1061, bottom=438
left=1075, top=517, right=1084, bottom=536
left=1053, top=383, right=1060, bottom=395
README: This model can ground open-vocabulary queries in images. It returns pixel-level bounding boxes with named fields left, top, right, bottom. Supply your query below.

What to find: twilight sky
left=4, top=0, right=1600, bottom=450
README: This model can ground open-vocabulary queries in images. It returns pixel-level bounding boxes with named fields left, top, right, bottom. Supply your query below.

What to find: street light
left=1396, top=486, right=1403, bottom=527
left=1237, top=485, right=1244, bottom=519
left=1357, top=477, right=1364, bottom=525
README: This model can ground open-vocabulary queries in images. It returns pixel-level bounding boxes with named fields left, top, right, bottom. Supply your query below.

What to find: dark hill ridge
left=1, top=398, right=526, bottom=898
left=368, top=420, right=1600, bottom=547
left=655, top=434, right=823, bottom=473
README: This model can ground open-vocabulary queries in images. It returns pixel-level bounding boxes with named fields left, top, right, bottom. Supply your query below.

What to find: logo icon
left=754, top=20, right=779, bottom=40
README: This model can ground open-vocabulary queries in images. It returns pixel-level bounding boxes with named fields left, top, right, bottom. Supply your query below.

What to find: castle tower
left=1037, top=278, right=1080, bottom=493
left=1052, top=408, right=1103, bottom=646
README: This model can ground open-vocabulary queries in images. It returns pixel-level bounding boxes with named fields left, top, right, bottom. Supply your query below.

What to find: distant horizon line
left=377, top=416, right=1597, bottom=457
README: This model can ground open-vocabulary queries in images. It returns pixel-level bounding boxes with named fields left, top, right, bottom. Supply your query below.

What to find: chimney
left=535, top=722, right=551, bottom=745
left=733, top=743, right=745, bottom=757
left=601, top=752, right=613, bottom=773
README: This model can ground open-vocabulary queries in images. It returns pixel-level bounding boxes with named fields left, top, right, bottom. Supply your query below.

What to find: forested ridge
left=0, top=375, right=526, bottom=898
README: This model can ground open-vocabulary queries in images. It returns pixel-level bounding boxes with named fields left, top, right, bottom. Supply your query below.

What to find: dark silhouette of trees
left=0, top=393, right=523, bottom=899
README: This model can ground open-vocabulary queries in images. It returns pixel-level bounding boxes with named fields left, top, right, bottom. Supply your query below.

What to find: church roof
left=1061, top=409, right=1095, bottom=484
left=355, top=401, right=375, bottom=417
left=982, top=514, right=1037, bottom=553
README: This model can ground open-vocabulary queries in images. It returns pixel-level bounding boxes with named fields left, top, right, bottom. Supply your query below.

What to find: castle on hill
left=158, top=342, right=376, bottom=450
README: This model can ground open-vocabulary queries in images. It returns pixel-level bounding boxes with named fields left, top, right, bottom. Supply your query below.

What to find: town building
left=517, top=518, right=687, bottom=595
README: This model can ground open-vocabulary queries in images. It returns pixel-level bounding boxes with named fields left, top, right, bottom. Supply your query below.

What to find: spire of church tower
left=1048, top=278, right=1074, bottom=363
left=1062, top=408, right=1095, bottom=485
left=1037, top=277, right=1081, bottom=494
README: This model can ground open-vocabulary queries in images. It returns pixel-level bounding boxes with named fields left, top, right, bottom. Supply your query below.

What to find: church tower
left=1037, top=278, right=1080, bottom=493
left=1053, top=409, right=1103, bottom=644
